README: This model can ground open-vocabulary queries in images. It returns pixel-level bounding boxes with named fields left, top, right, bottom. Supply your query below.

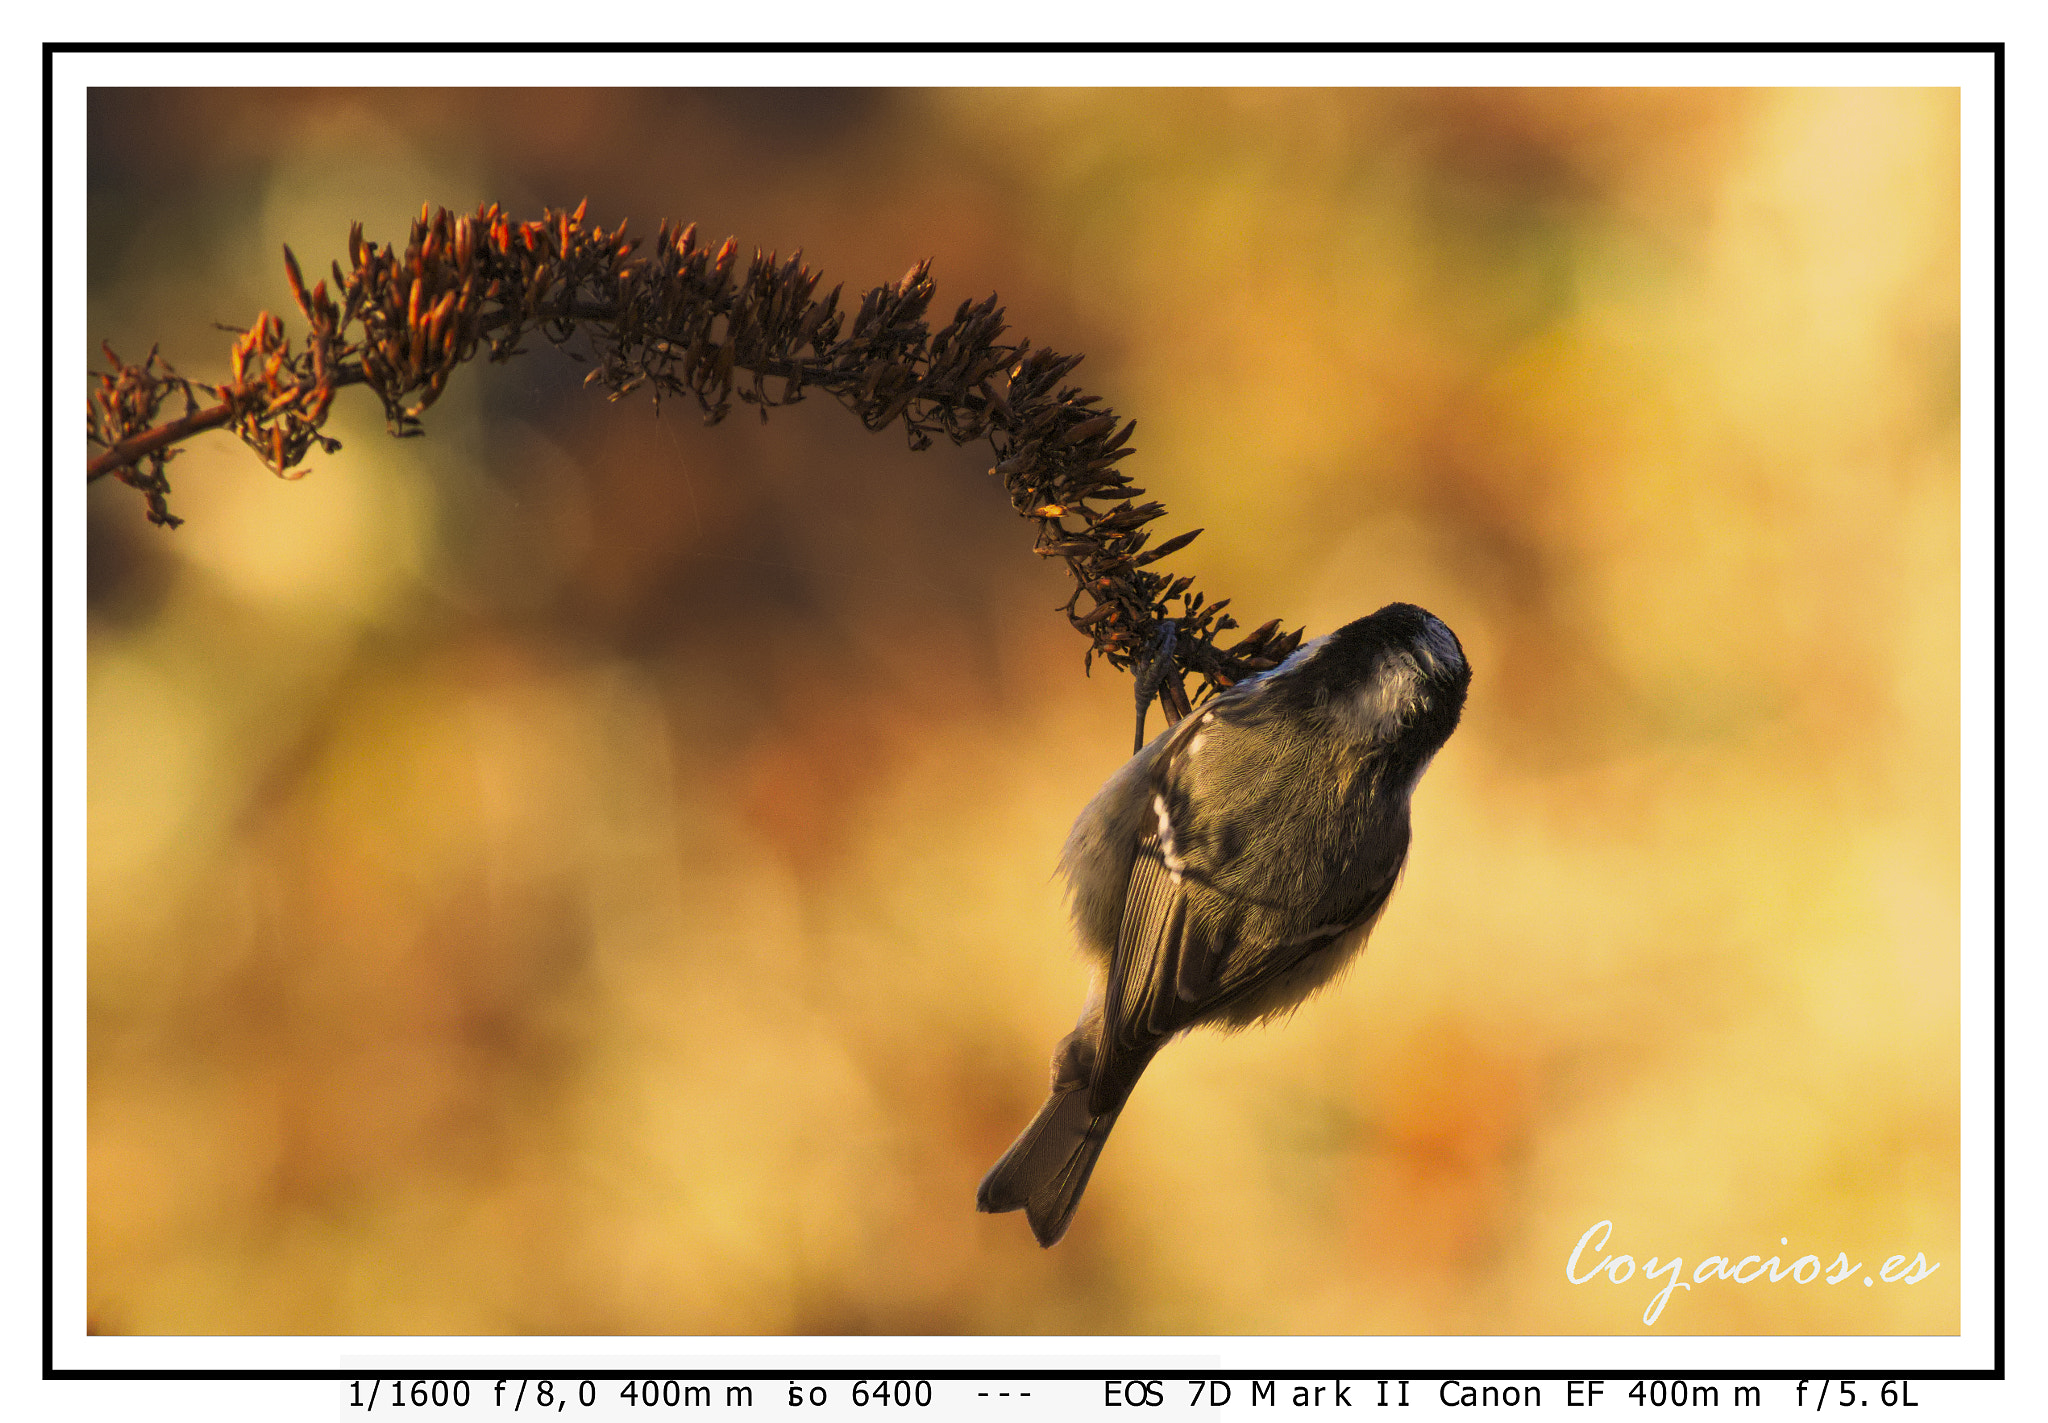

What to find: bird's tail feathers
left=976, top=1084, right=1124, bottom=1248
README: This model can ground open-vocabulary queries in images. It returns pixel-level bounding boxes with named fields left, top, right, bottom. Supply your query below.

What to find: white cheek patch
left=1358, top=655, right=1422, bottom=724
left=1325, top=652, right=1420, bottom=740
left=1151, top=792, right=1187, bottom=881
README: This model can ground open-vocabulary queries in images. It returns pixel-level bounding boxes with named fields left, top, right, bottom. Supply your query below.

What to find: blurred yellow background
left=84, top=87, right=1960, bottom=1335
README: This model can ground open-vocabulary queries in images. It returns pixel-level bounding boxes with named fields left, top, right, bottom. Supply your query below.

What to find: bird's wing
left=1082, top=703, right=1222, bottom=1113
left=1090, top=720, right=1411, bottom=1113
left=1089, top=826, right=1203, bottom=1114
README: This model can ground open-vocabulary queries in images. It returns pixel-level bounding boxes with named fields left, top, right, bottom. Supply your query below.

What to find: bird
left=977, top=602, right=1471, bottom=1246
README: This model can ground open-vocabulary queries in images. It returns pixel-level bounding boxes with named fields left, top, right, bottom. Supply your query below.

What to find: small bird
left=978, top=602, right=1471, bottom=1246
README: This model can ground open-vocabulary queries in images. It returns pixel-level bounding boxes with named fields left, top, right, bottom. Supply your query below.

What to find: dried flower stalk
left=87, top=202, right=1304, bottom=714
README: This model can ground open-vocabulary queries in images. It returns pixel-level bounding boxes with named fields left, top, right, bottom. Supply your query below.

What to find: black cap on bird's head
left=1258, top=602, right=1470, bottom=758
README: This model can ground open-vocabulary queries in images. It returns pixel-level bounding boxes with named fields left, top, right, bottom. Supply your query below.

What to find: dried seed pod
left=89, top=201, right=1299, bottom=702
